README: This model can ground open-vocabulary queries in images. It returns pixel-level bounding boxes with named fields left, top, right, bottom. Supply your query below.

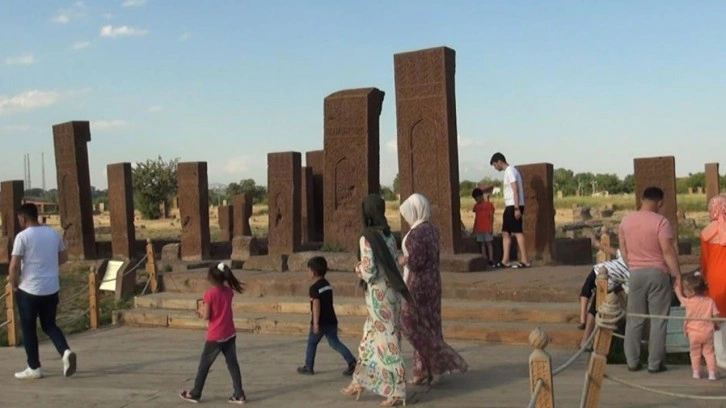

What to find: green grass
left=456, top=193, right=709, bottom=212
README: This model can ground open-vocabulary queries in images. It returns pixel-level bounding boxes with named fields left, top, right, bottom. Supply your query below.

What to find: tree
left=622, top=174, right=635, bottom=194
left=226, top=178, right=267, bottom=204
left=553, top=168, right=577, bottom=196
left=380, top=186, right=396, bottom=201
left=132, top=156, right=179, bottom=219
left=593, top=173, right=623, bottom=194
left=392, top=173, right=400, bottom=194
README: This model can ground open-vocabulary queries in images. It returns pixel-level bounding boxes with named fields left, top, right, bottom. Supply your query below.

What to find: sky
left=1, top=0, right=725, bottom=190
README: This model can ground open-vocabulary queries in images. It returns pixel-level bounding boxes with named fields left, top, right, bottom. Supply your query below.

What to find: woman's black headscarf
left=357, top=194, right=412, bottom=303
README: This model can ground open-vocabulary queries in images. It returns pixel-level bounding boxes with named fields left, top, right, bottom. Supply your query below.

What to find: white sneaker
left=62, top=350, right=77, bottom=377
left=693, top=370, right=701, bottom=379
left=14, top=367, right=42, bottom=380
left=709, top=371, right=718, bottom=381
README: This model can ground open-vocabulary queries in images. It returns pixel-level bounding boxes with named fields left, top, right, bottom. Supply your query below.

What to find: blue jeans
left=305, top=325, right=356, bottom=370
left=16, top=290, right=70, bottom=369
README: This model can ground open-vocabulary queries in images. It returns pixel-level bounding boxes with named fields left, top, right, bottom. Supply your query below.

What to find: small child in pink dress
left=674, top=272, right=720, bottom=380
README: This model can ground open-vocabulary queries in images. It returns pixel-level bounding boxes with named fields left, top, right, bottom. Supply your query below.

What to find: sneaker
left=179, top=391, right=199, bottom=403
left=693, top=370, right=701, bottom=379
left=297, top=366, right=314, bottom=375
left=62, top=350, right=77, bottom=377
left=342, top=363, right=356, bottom=376
left=648, top=364, right=668, bottom=374
left=228, top=395, right=246, bottom=404
left=627, top=363, right=643, bottom=372
left=709, top=371, right=718, bottom=381
left=15, top=367, right=43, bottom=380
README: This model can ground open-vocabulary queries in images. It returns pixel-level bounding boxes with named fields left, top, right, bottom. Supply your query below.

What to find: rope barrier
left=552, top=328, right=599, bottom=376
left=0, top=292, right=7, bottom=302
left=0, top=320, right=9, bottom=329
left=57, top=307, right=92, bottom=327
left=526, top=379, right=544, bottom=408
left=625, top=312, right=726, bottom=322
left=97, top=254, right=149, bottom=285
left=604, top=374, right=726, bottom=400
left=60, top=286, right=90, bottom=305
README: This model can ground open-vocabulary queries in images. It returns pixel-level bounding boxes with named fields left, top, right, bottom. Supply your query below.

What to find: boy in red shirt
left=472, top=187, right=495, bottom=265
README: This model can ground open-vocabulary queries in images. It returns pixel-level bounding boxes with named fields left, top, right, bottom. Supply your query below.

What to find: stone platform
left=0, top=327, right=721, bottom=407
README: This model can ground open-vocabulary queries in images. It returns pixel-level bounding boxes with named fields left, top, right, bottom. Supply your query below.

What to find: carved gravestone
left=706, top=163, right=720, bottom=203
left=634, top=156, right=678, bottom=240
left=107, top=163, right=135, bottom=260
left=53, top=121, right=96, bottom=259
left=394, top=46, right=461, bottom=254
left=305, top=150, right=324, bottom=242
left=177, top=162, right=211, bottom=261
left=0, top=180, right=24, bottom=262
left=300, top=166, right=314, bottom=245
left=516, top=163, right=556, bottom=262
left=232, top=193, right=253, bottom=237
left=324, top=88, right=383, bottom=251
left=218, top=205, right=233, bottom=242
left=268, top=152, right=301, bottom=255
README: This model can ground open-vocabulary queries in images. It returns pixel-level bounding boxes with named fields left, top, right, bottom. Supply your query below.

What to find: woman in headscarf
left=341, top=194, right=409, bottom=407
left=701, top=194, right=726, bottom=368
left=398, top=193, right=468, bottom=386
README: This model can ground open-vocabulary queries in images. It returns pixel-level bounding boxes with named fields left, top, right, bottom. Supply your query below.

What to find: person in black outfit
left=297, top=256, right=357, bottom=376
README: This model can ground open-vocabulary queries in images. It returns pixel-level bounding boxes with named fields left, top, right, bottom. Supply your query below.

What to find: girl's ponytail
left=217, top=263, right=245, bottom=294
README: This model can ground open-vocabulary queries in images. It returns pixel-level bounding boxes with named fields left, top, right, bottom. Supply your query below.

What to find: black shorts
left=502, top=205, right=524, bottom=233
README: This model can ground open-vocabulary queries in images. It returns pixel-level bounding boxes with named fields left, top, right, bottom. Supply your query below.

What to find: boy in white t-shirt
left=8, top=203, right=77, bottom=380
left=490, top=152, right=529, bottom=268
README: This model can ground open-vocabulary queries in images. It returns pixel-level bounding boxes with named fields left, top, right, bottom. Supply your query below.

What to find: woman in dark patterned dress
left=398, top=193, right=468, bottom=386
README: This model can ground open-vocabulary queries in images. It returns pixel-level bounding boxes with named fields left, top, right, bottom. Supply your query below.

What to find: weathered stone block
left=394, top=47, right=461, bottom=254
left=706, top=162, right=720, bottom=203
left=323, top=88, right=383, bottom=251
left=305, top=150, right=325, bottom=242
left=107, top=163, right=135, bottom=260
left=218, top=205, right=233, bottom=242
left=231, top=236, right=261, bottom=262
left=516, top=163, right=556, bottom=262
left=242, top=254, right=288, bottom=272
left=267, top=152, right=301, bottom=256
left=554, top=238, right=592, bottom=265
left=161, top=243, right=181, bottom=261
left=634, top=156, right=678, bottom=239
left=53, top=121, right=96, bottom=259
left=177, top=162, right=211, bottom=261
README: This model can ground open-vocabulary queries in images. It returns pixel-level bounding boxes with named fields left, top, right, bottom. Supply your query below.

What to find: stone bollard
left=4, top=283, right=19, bottom=346
left=595, top=267, right=609, bottom=312
left=528, top=327, right=555, bottom=408
left=145, top=239, right=160, bottom=293
left=581, top=292, right=623, bottom=408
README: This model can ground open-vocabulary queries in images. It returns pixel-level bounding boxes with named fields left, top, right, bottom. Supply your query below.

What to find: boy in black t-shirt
left=297, top=256, right=357, bottom=376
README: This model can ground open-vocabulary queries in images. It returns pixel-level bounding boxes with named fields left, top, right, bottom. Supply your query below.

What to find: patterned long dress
left=353, top=233, right=406, bottom=399
left=401, top=222, right=468, bottom=379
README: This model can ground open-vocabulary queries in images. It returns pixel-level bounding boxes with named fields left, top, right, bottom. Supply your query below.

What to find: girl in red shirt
left=180, top=263, right=246, bottom=404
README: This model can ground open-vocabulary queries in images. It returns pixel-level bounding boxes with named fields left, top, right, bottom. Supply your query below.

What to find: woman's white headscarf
left=399, top=193, right=431, bottom=282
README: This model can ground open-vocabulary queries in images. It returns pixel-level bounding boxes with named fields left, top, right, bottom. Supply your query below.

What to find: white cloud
left=92, top=120, right=129, bottom=130
left=71, top=41, right=91, bottom=50
left=100, top=25, right=148, bottom=38
left=385, top=138, right=397, bottom=153
left=5, top=54, right=35, bottom=65
left=147, top=105, right=164, bottom=112
left=179, top=32, right=191, bottom=42
left=122, top=0, right=147, bottom=7
left=51, top=3, right=86, bottom=24
left=224, top=156, right=258, bottom=175
left=0, top=90, right=59, bottom=114
left=458, top=137, right=485, bottom=148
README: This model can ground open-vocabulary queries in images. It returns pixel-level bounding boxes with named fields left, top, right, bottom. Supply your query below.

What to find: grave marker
left=107, top=163, right=135, bottom=260
left=177, top=162, right=211, bottom=261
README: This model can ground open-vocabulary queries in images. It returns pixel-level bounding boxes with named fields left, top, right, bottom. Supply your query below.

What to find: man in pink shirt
left=619, top=187, right=682, bottom=373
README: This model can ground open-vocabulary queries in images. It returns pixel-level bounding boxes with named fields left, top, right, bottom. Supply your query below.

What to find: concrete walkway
left=0, top=327, right=723, bottom=407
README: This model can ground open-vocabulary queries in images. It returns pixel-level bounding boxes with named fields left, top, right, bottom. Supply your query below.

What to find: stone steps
left=134, top=292, right=580, bottom=324
left=116, top=307, right=583, bottom=349
left=160, top=269, right=578, bottom=303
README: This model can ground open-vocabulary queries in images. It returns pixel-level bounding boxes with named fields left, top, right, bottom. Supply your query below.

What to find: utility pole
left=27, top=153, right=32, bottom=190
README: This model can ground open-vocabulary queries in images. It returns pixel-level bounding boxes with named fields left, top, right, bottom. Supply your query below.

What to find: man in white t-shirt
left=489, top=152, right=529, bottom=268
left=8, top=203, right=77, bottom=379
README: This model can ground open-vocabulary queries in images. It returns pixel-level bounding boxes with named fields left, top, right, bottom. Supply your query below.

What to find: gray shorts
left=475, top=232, right=494, bottom=243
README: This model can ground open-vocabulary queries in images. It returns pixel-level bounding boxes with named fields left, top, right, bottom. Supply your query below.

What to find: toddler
left=674, top=272, right=720, bottom=380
